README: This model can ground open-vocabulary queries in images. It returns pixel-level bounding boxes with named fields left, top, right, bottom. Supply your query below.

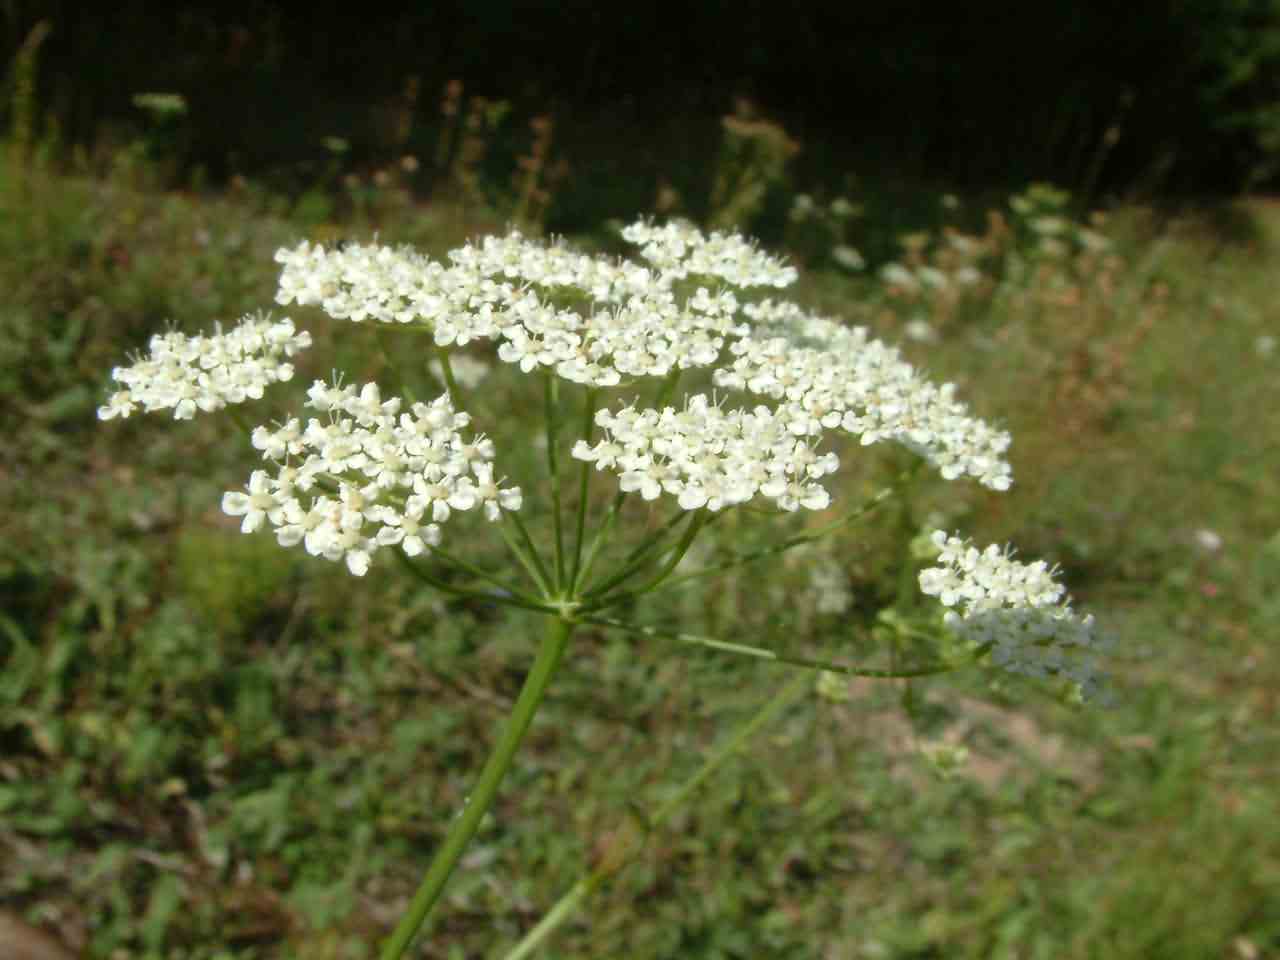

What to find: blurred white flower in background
left=1193, top=529, right=1223, bottom=553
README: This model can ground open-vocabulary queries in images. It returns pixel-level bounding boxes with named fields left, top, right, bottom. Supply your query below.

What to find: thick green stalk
left=379, top=616, right=576, bottom=959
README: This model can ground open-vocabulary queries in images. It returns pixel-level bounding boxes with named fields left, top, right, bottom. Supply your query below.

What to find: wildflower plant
left=708, top=98, right=800, bottom=231
left=785, top=189, right=865, bottom=272
left=868, top=184, right=1123, bottom=349
left=98, top=216, right=1110, bottom=956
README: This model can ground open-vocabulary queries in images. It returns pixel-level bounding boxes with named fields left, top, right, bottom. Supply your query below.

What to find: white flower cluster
left=617, top=220, right=797, bottom=287
left=572, top=394, right=837, bottom=512
left=272, top=219, right=1013, bottom=499
left=918, top=531, right=1107, bottom=699
left=880, top=260, right=982, bottom=295
left=221, top=381, right=521, bottom=576
left=808, top=560, right=853, bottom=614
left=97, top=312, right=310, bottom=420
left=273, top=222, right=789, bottom=388
left=716, top=301, right=1012, bottom=490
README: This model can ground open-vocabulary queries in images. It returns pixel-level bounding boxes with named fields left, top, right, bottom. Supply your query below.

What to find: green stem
left=379, top=616, right=576, bottom=959
left=614, top=510, right=707, bottom=598
left=226, top=406, right=253, bottom=437
left=573, top=490, right=626, bottom=593
left=499, top=513, right=556, bottom=597
left=655, top=477, right=906, bottom=593
left=373, top=324, right=435, bottom=335
left=581, top=615, right=974, bottom=679
left=391, top=549, right=554, bottom=615
left=893, top=490, right=918, bottom=617
left=890, top=494, right=917, bottom=685
left=436, top=345, right=463, bottom=410
left=504, top=875, right=596, bottom=960
left=426, top=544, right=539, bottom=607
left=544, top=375, right=566, bottom=591
left=377, top=328, right=418, bottom=404
left=568, top=388, right=598, bottom=591
left=651, top=674, right=808, bottom=818
left=653, top=367, right=682, bottom=409
left=584, top=510, right=708, bottom=609
left=503, top=671, right=810, bottom=960
left=581, top=508, right=692, bottom=600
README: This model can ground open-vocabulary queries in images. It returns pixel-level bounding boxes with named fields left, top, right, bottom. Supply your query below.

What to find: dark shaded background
left=4, top=1, right=1280, bottom=202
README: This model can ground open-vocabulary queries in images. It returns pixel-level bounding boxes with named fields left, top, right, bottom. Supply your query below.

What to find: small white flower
left=223, top=383, right=520, bottom=576
left=377, top=499, right=442, bottom=557
left=222, top=470, right=284, bottom=534
left=919, top=532, right=1108, bottom=700
left=829, top=197, right=857, bottom=219
left=904, top=319, right=937, bottom=343
left=917, top=266, right=948, bottom=291
left=471, top=462, right=520, bottom=521
left=880, top=263, right=920, bottom=293
left=98, top=312, right=310, bottom=421
left=1076, top=228, right=1110, bottom=253
left=831, top=245, right=865, bottom=271
left=790, top=194, right=815, bottom=221
left=1031, top=215, right=1067, bottom=236
left=1193, top=529, right=1223, bottom=553
left=97, top=390, right=135, bottom=421
left=809, top=561, right=852, bottom=614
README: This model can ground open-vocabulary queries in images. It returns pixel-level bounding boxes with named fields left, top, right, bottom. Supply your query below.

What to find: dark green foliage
left=6, top=4, right=1280, bottom=197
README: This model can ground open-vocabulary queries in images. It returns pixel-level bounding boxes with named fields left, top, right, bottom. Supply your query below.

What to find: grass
left=1, top=143, right=1278, bottom=960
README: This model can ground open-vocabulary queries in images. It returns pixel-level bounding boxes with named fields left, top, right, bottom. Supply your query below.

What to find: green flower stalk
left=380, top=616, right=575, bottom=958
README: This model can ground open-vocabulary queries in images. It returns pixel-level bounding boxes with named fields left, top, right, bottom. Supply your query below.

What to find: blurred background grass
left=2, top=12, right=1280, bottom=959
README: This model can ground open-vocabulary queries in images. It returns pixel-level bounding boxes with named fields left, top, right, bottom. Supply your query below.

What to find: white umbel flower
left=919, top=531, right=1110, bottom=701
left=619, top=220, right=798, bottom=287
left=97, top=312, right=310, bottom=420
left=274, top=220, right=1012, bottom=490
left=273, top=220, right=783, bottom=390
left=574, top=394, right=836, bottom=513
left=224, top=382, right=521, bottom=576
left=720, top=301, right=1013, bottom=490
